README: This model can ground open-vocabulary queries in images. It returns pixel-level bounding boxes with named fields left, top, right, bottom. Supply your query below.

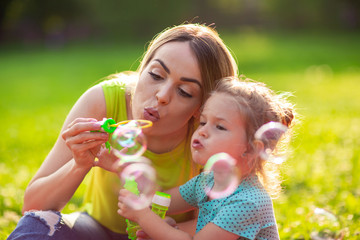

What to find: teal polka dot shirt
left=179, top=173, right=280, bottom=240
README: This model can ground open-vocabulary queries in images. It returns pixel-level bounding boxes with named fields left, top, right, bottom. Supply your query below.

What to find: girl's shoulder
left=229, top=175, right=273, bottom=206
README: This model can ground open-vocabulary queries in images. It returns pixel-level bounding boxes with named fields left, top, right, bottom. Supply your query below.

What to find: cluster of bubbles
left=111, top=120, right=147, bottom=161
left=110, top=120, right=345, bottom=238
left=119, top=161, right=156, bottom=210
left=111, top=120, right=291, bottom=207
left=200, top=121, right=290, bottom=200
left=110, top=120, right=156, bottom=210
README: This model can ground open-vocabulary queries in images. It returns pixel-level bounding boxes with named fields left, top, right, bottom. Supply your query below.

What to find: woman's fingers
left=62, top=119, right=102, bottom=140
left=66, top=131, right=108, bottom=145
left=66, top=117, right=98, bottom=129
left=60, top=118, right=110, bottom=169
left=71, top=140, right=108, bottom=154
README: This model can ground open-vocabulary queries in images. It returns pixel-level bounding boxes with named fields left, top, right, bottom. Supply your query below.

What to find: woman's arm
left=22, top=84, right=109, bottom=213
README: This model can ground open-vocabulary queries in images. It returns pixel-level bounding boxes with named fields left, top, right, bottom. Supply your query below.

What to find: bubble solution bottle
left=151, top=191, right=171, bottom=219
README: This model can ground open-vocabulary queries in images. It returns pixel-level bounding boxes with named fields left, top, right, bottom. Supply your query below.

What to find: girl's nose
left=156, top=85, right=171, bottom=105
left=198, top=125, right=208, bottom=138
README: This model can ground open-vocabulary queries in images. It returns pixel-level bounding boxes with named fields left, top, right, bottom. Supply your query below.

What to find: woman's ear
left=193, top=109, right=201, bottom=119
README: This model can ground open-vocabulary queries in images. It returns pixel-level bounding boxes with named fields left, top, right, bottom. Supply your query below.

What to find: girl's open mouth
left=192, top=139, right=203, bottom=149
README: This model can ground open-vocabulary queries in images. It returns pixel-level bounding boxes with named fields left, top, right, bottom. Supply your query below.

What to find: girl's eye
left=217, top=125, right=227, bottom=131
left=149, top=72, right=162, bottom=80
left=178, top=88, right=192, bottom=98
left=199, top=121, right=206, bottom=126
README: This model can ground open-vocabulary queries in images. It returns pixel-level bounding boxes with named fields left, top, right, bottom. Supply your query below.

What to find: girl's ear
left=241, top=140, right=264, bottom=175
left=252, top=140, right=264, bottom=158
left=243, top=140, right=264, bottom=161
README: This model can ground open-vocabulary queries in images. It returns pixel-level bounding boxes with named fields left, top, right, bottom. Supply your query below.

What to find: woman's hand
left=93, top=145, right=121, bottom=172
left=61, top=118, right=109, bottom=170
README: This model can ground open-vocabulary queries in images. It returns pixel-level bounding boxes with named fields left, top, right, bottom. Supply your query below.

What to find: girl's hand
left=118, top=189, right=149, bottom=222
left=61, top=118, right=109, bottom=169
left=136, top=216, right=178, bottom=240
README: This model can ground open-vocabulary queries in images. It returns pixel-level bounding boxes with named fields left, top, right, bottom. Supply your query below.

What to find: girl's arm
left=165, top=187, right=196, bottom=215
left=118, top=189, right=239, bottom=240
left=119, top=205, right=239, bottom=240
left=22, top=84, right=112, bottom=213
left=177, top=218, right=197, bottom=236
left=142, top=214, right=240, bottom=240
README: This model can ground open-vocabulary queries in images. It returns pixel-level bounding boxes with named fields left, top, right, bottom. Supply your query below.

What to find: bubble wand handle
left=123, top=178, right=141, bottom=240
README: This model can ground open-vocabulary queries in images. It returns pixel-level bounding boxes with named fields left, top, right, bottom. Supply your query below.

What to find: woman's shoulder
left=100, top=71, right=138, bottom=89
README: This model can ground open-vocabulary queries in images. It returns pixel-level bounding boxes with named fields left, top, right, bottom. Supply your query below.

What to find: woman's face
left=132, top=41, right=203, bottom=139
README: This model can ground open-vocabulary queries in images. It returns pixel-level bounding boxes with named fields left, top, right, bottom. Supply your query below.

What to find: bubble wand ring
left=97, top=119, right=152, bottom=153
left=110, top=120, right=153, bottom=129
left=98, top=119, right=153, bottom=134
left=101, top=118, right=117, bottom=133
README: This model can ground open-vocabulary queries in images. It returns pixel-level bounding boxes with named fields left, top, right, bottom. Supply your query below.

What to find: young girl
left=118, top=76, right=295, bottom=240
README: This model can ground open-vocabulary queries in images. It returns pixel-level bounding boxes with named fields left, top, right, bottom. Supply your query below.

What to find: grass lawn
left=1, top=30, right=359, bottom=239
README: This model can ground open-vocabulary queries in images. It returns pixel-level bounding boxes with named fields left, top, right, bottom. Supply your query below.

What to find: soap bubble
left=111, top=120, right=147, bottom=160
left=120, top=162, right=156, bottom=210
left=202, top=152, right=239, bottom=199
left=254, top=122, right=289, bottom=164
left=308, top=207, right=342, bottom=240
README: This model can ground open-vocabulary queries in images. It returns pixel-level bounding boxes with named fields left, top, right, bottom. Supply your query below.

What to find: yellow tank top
left=82, top=78, right=198, bottom=234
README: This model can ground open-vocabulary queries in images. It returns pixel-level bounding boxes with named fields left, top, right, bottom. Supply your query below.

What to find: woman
left=8, top=23, right=238, bottom=240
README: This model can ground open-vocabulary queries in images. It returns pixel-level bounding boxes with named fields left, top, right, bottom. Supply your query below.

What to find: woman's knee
left=7, top=210, right=72, bottom=239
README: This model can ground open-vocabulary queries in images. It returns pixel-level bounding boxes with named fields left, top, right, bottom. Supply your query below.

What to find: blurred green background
left=1, top=0, right=359, bottom=239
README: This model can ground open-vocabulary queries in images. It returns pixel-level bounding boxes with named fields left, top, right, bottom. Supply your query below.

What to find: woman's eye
left=217, top=125, right=227, bottom=131
left=178, top=88, right=192, bottom=98
left=149, top=72, right=162, bottom=80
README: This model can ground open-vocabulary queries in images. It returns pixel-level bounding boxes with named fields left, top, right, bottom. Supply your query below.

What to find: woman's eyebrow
left=180, top=77, right=202, bottom=89
left=154, top=58, right=202, bottom=89
left=154, top=59, right=170, bottom=73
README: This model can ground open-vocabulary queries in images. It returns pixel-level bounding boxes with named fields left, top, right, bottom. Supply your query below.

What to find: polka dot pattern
left=179, top=173, right=280, bottom=239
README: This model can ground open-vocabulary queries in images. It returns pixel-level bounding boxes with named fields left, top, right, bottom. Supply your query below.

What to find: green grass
left=1, top=31, right=359, bottom=239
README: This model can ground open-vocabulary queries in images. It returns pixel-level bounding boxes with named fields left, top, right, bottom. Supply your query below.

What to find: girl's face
left=191, top=92, right=248, bottom=166
left=132, top=41, right=202, bottom=139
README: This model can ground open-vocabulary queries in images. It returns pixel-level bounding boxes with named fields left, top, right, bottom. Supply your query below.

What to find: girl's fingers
left=119, top=189, right=131, bottom=197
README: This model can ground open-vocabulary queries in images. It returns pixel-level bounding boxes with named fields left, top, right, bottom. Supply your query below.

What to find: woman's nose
left=156, top=85, right=171, bottom=105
